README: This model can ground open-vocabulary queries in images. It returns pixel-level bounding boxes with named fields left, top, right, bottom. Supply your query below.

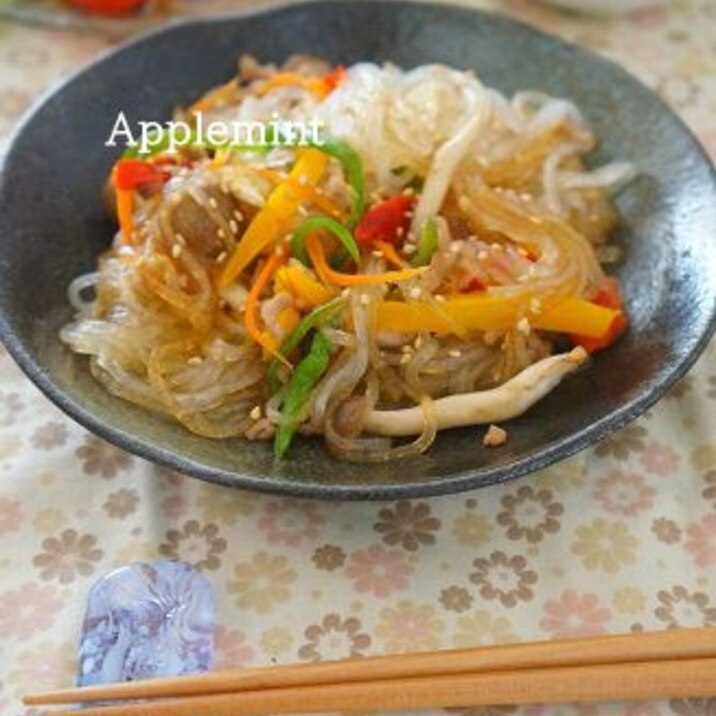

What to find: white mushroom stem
left=411, top=103, right=487, bottom=233
left=363, top=346, right=588, bottom=437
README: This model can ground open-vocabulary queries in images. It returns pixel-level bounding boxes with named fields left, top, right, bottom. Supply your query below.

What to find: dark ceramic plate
left=1, top=0, right=715, bottom=499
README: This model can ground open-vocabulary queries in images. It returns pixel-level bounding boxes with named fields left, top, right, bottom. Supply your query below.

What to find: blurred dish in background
left=0, top=0, right=243, bottom=36
left=534, top=0, right=669, bottom=14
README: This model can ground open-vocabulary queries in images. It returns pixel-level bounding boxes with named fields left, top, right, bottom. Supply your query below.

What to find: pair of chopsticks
left=24, top=626, right=716, bottom=716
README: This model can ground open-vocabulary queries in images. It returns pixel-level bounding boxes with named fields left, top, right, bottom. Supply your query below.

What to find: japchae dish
left=61, top=55, right=633, bottom=462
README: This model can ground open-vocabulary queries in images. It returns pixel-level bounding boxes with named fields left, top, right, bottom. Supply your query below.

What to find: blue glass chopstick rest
left=78, top=560, right=215, bottom=686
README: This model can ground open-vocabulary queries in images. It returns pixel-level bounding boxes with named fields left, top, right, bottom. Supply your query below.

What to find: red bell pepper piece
left=571, top=276, right=628, bottom=353
left=355, top=195, right=415, bottom=246
left=113, top=159, right=170, bottom=191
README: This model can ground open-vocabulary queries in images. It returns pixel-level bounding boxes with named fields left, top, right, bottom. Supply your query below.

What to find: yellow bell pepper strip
left=291, top=216, right=360, bottom=266
left=274, top=330, right=333, bottom=458
left=275, top=263, right=335, bottom=309
left=267, top=296, right=346, bottom=394
left=410, top=218, right=439, bottom=267
left=243, top=250, right=288, bottom=362
left=373, top=293, right=622, bottom=339
left=219, top=148, right=329, bottom=288
left=305, top=234, right=424, bottom=287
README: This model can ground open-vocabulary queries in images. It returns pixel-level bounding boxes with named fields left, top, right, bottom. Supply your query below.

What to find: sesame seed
left=517, top=317, right=531, bottom=335
left=478, top=250, right=489, bottom=261
left=529, top=297, right=542, bottom=314
left=402, top=187, right=415, bottom=197
left=341, top=288, right=351, bottom=297
left=403, top=244, right=416, bottom=255
left=220, top=184, right=230, bottom=195
left=434, top=294, right=446, bottom=303
left=216, top=251, right=228, bottom=264
left=520, top=192, right=533, bottom=201
left=233, top=209, right=244, bottom=222
left=517, top=274, right=529, bottom=283
left=297, top=174, right=308, bottom=186
left=360, top=294, right=370, bottom=306
left=187, top=356, right=203, bottom=365
left=449, top=349, right=462, bottom=358
left=371, top=250, right=384, bottom=259
left=208, top=197, right=218, bottom=209
left=448, top=243, right=461, bottom=255
left=249, top=405, right=262, bottom=420
left=171, top=244, right=182, bottom=258
left=517, top=247, right=529, bottom=257
left=414, top=336, right=423, bottom=349
left=528, top=216, right=544, bottom=225
left=409, top=287, right=421, bottom=300
left=400, top=353, right=412, bottom=365
left=401, top=344, right=413, bottom=354
left=490, top=243, right=502, bottom=252
left=229, top=219, right=239, bottom=233
left=174, top=233, right=187, bottom=246
left=217, top=228, right=226, bottom=239
left=297, top=205, right=309, bottom=217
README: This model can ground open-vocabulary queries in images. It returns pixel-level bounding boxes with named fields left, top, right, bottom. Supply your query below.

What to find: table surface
left=1, top=1, right=715, bottom=715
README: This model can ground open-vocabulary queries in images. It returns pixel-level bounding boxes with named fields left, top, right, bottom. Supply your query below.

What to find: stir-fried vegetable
left=258, top=65, right=346, bottom=100
left=312, top=138, right=365, bottom=229
left=219, top=149, right=329, bottom=288
left=373, top=293, right=623, bottom=341
left=410, top=218, right=439, bottom=267
left=570, top=277, right=628, bottom=353
left=355, top=195, right=414, bottom=246
left=274, top=330, right=333, bottom=458
left=266, top=297, right=346, bottom=394
left=291, top=216, right=360, bottom=266
left=306, top=234, right=423, bottom=287
left=243, top=250, right=288, bottom=360
left=275, top=263, right=334, bottom=309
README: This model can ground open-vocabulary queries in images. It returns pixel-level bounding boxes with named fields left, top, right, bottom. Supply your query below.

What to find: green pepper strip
left=274, top=330, right=333, bottom=458
left=266, top=296, right=345, bottom=395
left=311, top=138, right=365, bottom=229
left=411, top=218, right=439, bottom=267
left=291, top=216, right=360, bottom=266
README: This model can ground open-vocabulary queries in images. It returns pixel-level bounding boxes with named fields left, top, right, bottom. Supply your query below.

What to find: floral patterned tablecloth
left=1, top=2, right=715, bottom=715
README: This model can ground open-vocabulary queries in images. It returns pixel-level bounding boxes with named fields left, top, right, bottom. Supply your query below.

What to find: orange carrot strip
left=190, top=78, right=239, bottom=114
left=244, top=250, right=289, bottom=362
left=116, top=189, right=134, bottom=245
left=373, top=240, right=406, bottom=269
left=305, top=234, right=423, bottom=287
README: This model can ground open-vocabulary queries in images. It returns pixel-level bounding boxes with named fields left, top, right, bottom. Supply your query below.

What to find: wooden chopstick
left=31, top=658, right=716, bottom=716
left=24, top=626, right=716, bottom=706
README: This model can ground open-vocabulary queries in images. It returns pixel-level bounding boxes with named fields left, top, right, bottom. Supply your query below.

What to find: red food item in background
left=67, top=0, right=147, bottom=16
left=355, top=195, right=415, bottom=247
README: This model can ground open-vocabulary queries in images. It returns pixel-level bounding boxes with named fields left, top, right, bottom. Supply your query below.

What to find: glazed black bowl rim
left=0, top=0, right=714, bottom=500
